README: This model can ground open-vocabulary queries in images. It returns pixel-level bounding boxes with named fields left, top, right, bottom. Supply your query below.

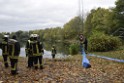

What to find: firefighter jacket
left=0, top=40, right=9, bottom=55
left=25, top=39, right=32, bottom=57
left=30, top=40, right=43, bottom=56
left=8, top=39, right=20, bottom=59
left=52, top=47, right=56, bottom=55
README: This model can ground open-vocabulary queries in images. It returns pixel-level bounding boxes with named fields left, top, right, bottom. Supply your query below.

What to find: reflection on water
left=43, top=41, right=70, bottom=58
left=43, top=50, right=67, bottom=59
left=0, top=42, right=70, bottom=58
left=43, top=42, right=70, bottom=56
left=0, top=47, right=68, bottom=59
left=0, top=48, right=27, bottom=57
left=1, top=47, right=124, bottom=62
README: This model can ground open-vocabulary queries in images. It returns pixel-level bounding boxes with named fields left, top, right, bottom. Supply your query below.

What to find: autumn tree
left=114, top=0, right=124, bottom=28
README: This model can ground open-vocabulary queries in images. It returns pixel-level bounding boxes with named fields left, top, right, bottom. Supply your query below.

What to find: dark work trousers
left=80, top=44, right=83, bottom=54
left=52, top=54, right=55, bottom=59
left=10, top=59, right=18, bottom=75
left=27, top=56, right=34, bottom=68
left=34, top=56, right=43, bottom=69
left=2, top=54, right=9, bottom=68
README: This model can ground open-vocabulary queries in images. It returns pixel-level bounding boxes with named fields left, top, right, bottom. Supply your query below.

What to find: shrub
left=69, top=43, right=79, bottom=55
left=88, top=31, right=122, bottom=52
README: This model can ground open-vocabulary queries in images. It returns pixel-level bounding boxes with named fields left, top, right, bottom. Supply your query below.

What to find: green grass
left=92, top=50, right=124, bottom=59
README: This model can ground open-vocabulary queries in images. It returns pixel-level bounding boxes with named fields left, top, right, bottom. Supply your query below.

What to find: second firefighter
left=30, top=34, right=44, bottom=69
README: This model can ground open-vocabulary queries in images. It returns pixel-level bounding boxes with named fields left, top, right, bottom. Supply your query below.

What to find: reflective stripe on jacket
left=1, top=41, right=9, bottom=55
left=8, top=39, right=20, bottom=59
left=30, top=41, right=42, bottom=56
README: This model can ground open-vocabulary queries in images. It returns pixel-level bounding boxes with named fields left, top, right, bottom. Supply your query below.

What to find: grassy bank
left=92, top=50, right=124, bottom=59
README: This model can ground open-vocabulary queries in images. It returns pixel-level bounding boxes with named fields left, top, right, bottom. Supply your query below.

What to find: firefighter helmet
left=30, top=34, right=34, bottom=38
left=33, top=34, right=38, bottom=40
left=3, top=35, right=9, bottom=40
left=4, top=35, right=9, bottom=38
left=33, top=34, right=38, bottom=37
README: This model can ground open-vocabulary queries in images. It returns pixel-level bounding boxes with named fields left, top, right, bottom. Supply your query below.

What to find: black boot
left=35, top=66, right=38, bottom=70
left=40, top=66, right=43, bottom=69
left=11, top=70, right=18, bottom=75
left=5, top=63, right=9, bottom=68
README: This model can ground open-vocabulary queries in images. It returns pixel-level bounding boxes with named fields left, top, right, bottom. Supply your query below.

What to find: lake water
left=0, top=48, right=67, bottom=59
left=1, top=48, right=124, bottom=63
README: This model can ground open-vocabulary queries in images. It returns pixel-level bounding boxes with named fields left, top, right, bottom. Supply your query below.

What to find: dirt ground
left=0, top=55, right=124, bottom=83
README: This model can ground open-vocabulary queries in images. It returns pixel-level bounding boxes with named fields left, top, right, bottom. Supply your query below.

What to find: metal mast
left=78, top=0, right=84, bottom=33
left=79, top=0, right=84, bottom=20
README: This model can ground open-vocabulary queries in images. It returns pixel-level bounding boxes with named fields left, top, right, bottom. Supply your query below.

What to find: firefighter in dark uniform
left=51, top=45, right=56, bottom=59
left=8, top=35, right=20, bottom=75
left=30, top=34, right=44, bottom=69
left=0, top=35, right=9, bottom=68
left=25, top=34, right=34, bottom=68
left=79, top=33, right=88, bottom=53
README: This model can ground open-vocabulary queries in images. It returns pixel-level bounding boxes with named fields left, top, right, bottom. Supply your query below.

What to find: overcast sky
left=0, top=0, right=116, bottom=32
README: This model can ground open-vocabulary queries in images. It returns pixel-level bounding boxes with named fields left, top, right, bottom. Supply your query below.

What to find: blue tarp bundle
left=82, top=49, right=91, bottom=68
